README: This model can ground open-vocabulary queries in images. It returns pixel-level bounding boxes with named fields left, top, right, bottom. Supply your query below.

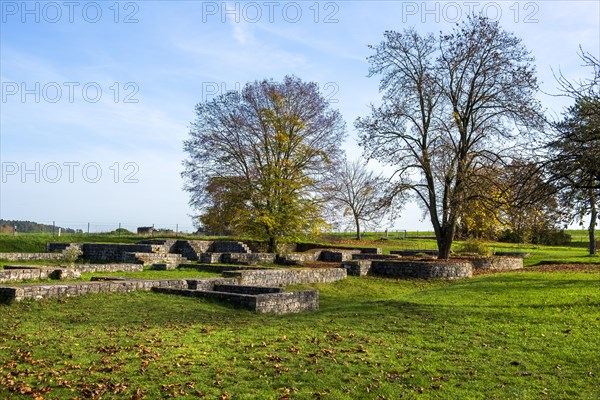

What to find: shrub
left=62, top=245, right=83, bottom=265
left=498, top=229, right=572, bottom=246
left=456, top=240, right=492, bottom=256
left=531, top=229, right=571, bottom=246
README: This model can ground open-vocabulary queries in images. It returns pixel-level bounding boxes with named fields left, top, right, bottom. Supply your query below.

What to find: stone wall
left=150, top=264, right=177, bottom=271
left=72, top=263, right=144, bottom=273
left=390, top=250, right=439, bottom=257
left=46, top=243, right=79, bottom=252
left=222, top=253, right=277, bottom=265
left=275, top=252, right=320, bottom=265
left=122, top=252, right=182, bottom=266
left=209, top=241, right=251, bottom=253
left=199, top=253, right=224, bottom=264
left=80, top=244, right=155, bottom=263
left=319, top=250, right=361, bottom=262
left=176, top=240, right=213, bottom=260
left=351, top=254, right=401, bottom=260
left=0, top=252, right=65, bottom=261
left=464, top=256, right=523, bottom=270
left=296, top=243, right=381, bottom=254
left=341, top=260, right=372, bottom=276
left=493, top=251, right=530, bottom=258
left=212, top=284, right=284, bottom=295
left=1, top=267, right=51, bottom=283
left=245, top=242, right=297, bottom=254
left=138, top=239, right=179, bottom=253
left=254, top=291, right=318, bottom=313
left=222, top=268, right=347, bottom=286
left=0, top=266, right=81, bottom=283
left=179, top=264, right=268, bottom=273
left=369, top=260, right=472, bottom=279
left=0, top=279, right=189, bottom=303
left=0, top=263, right=142, bottom=283
left=152, top=287, right=318, bottom=314
left=185, top=278, right=240, bottom=290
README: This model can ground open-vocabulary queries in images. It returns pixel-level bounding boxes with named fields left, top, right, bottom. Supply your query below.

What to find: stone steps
left=122, top=252, right=184, bottom=266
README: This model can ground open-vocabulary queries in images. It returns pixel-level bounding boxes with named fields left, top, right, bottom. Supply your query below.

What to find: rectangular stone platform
left=152, top=287, right=318, bottom=314
left=222, top=268, right=347, bottom=286
left=0, top=264, right=144, bottom=284
left=343, top=260, right=473, bottom=279
left=0, top=279, right=189, bottom=303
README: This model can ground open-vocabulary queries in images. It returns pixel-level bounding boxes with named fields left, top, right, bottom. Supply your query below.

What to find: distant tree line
left=0, top=220, right=82, bottom=234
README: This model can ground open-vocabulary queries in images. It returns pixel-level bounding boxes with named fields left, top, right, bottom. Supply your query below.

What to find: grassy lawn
left=1, top=272, right=598, bottom=399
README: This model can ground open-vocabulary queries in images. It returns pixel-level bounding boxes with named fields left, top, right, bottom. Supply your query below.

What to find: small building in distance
left=137, top=226, right=154, bottom=236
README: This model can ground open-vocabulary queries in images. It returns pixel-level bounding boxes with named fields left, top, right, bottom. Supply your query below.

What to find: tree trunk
left=589, top=191, right=597, bottom=255
left=437, top=228, right=454, bottom=259
left=268, top=237, right=278, bottom=253
left=354, top=215, right=361, bottom=241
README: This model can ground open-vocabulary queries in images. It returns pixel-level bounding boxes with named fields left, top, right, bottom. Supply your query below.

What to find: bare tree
left=554, top=46, right=600, bottom=115
left=183, top=76, right=346, bottom=252
left=356, top=16, right=543, bottom=259
left=326, top=159, right=389, bottom=240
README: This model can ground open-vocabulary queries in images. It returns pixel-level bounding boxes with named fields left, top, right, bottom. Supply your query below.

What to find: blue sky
left=1, top=0, right=599, bottom=232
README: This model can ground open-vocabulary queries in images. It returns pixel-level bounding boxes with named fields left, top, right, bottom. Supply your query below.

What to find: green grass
left=0, top=272, right=598, bottom=399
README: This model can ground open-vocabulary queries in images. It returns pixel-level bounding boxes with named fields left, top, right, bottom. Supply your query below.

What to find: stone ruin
left=0, top=267, right=346, bottom=314
left=0, top=239, right=524, bottom=312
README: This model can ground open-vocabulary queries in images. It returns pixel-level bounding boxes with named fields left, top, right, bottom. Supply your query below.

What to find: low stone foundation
left=319, top=250, right=361, bottom=262
left=0, top=266, right=339, bottom=313
left=213, top=284, right=284, bottom=295
left=351, top=254, right=401, bottom=260
left=493, top=252, right=530, bottom=258
left=72, top=263, right=144, bottom=273
left=0, top=266, right=81, bottom=283
left=367, top=260, right=472, bottom=279
left=122, top=252, right=183, bottom=266
left=199, top=253, right=224, bottom=264
left=179, top=264, right=268, bottom=273
left=222, top=253, right=278, bottom=265
left=275, top=252, right=320, bottom=265
left=153, top=287, right=319, bottom=314
left=341, top=260, right=372, bottom=276
left=186, top=278, right=241, bottom=290
left=222, top=268, right=347, bottom=286
left=0, top=279, right=189, bottom=303
left=151, top=263, right=177, bottom=271
left=464, top=256, right=523, bottom=270
left=0, top=253, right=65, bottom=261
left=0, top=263, right=144, bottom=284
left=390, top=250, right=439, bottom=257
